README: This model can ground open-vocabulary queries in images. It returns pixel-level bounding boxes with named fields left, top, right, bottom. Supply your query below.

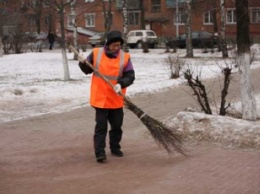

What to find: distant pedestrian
left=47, top=30, right=55, bottom=50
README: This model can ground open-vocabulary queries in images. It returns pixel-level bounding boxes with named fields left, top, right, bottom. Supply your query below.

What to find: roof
left=65, top=27, right=97, bottom=36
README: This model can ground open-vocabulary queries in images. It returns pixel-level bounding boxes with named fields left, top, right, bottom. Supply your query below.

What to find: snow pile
left=251, top=44, right=260, bottom=55
left=165, top=112, right=260, bottom=149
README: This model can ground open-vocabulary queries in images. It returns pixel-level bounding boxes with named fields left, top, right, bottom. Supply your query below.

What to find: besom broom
left=69, top=46, right=186, bottom=155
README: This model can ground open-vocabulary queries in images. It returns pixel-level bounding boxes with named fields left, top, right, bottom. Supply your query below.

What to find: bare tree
left=45, top=0, right=74, bottom=81
left=122, top=0, right=128, bottom=52
left=101, top=0, right=113, bottom=33
left=184, top=63, right=233, bottom=116
left=236, top=0, right=257, bottom=121
left=67, top=0, right=100, bottom=54
left=185, top=0, right=193, bottom=58
left=190, top=0, right=221, bottom=52
left=68, top=0, right=79, bottom=60
left=219, top=67, right=232, bottom=115
left=27, top=0, right=44, bottom=34
left=0, top=0, right=28, bottom=54
left=139, top=0, right=145, bottom=30
left=164, top=55, right=184, bottom=79
left=184, top=68, right=212, bottom=114
left=220, top=0, right=228, bottom=58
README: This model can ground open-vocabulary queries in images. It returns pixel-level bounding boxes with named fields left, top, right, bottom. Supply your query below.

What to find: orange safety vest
left=90, top=47, right=130, bottom=108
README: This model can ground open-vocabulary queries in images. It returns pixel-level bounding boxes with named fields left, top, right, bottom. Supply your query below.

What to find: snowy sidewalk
left=0, top=67, right=260, bottom=194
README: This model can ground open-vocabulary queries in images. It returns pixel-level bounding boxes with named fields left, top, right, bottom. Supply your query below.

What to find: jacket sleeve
left=117, top=58, right=135, bottom=88
left=78, top=52, right=94, bottom=75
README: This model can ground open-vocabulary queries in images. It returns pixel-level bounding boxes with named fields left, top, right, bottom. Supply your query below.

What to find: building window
left=128, top=11, right=140, bottom=25
left=151, top=0, right=161, bottom=12
left=67, top=15, right=74, bottom=27
left=174, top=9, right=186, bottom=25
left=226, top=9, right=236, bottom=24
left=251, top=8, right=260, bottom=23
left=85, top=13, right=95, bottom=27
left=204, top=11, right=213, bottom=25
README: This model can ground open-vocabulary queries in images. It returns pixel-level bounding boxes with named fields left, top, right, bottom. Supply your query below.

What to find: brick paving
left=0, top=68, right=260, bottom=194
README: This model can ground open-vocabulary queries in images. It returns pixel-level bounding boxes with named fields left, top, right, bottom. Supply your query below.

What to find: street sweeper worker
left=78, top=30, right=135, bottom=163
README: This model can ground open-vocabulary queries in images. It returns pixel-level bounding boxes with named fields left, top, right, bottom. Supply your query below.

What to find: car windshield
left=146, top=31, right=155, bottom=36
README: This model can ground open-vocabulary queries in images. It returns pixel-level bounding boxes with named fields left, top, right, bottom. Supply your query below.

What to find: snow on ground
left=165, top=112, right=260, bottom=149
left=1, top=45, right=260, bottom=148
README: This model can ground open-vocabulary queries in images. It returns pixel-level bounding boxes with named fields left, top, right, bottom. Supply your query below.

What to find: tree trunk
left=122, top=0, right=128, bottom=52
left=220, top=0, right=228, bottom=58
left=73, top=23, right=79, bottom=60
left=211, top=0, right=221, bottom=51
left=236, top=0, right=257, bottom=121
left=71, top=6, right=79, bottom=60
left=0, top=36, right=3, bottom=57
left=59, top=7, right=70, bottom=81
left=37, top=9, right=43, bottom=53
left=102, top=0, right=112, bottom=33
left=140, top=0, right=145, bottom=30
left=185, top=0, right=193, bottom=58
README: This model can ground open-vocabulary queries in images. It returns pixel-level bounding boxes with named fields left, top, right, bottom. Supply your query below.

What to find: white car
left=127, top=30, right=158, bottom=49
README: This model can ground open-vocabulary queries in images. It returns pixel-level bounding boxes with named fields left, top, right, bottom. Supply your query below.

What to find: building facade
left=1, top=0, right=260, bottom=45
left=67, top=0, right=260, bottom=42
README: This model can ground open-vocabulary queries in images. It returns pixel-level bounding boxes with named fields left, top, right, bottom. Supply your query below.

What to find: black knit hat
left=106, top=30, right=124, bottom=46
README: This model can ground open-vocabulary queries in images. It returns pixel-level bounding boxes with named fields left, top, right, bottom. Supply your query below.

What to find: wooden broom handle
left=69, top=45, right=126, bottom=99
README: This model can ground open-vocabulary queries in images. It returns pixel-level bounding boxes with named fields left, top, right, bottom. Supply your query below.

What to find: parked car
left=166, top=31, right=218, bottom=49
left=88, top=32, right=106, bottom=47
left=127, top=30, right=158, bottom=49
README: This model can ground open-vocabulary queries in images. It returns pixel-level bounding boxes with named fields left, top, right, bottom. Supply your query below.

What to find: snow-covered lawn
left=1, top=46, right=260, bottom=149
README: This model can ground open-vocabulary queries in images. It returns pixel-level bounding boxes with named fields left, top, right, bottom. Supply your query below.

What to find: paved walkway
left=0, top=67, right=260, bottom=194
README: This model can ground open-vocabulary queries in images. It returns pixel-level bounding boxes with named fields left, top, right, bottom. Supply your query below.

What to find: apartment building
left=1, top=0, right=259, bottom=44
left=0, top=0, right=56, bottom=37
left=67, top=0, right=260, bottom=42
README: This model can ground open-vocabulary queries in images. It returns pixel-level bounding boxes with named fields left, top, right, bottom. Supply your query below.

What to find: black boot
left=111, top=149, right=124, bottom=157
left=95, top=151, right=107, bottom=162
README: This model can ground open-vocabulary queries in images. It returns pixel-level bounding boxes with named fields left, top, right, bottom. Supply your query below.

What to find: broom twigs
left=69, top=45, right=186, bottom=155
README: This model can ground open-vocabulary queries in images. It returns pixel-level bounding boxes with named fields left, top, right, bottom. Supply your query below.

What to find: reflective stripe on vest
left=94, top=48, right=125, bottom=80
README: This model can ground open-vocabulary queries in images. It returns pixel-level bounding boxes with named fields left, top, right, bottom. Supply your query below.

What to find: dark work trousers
left=94, top=107, right=124, bottom=154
